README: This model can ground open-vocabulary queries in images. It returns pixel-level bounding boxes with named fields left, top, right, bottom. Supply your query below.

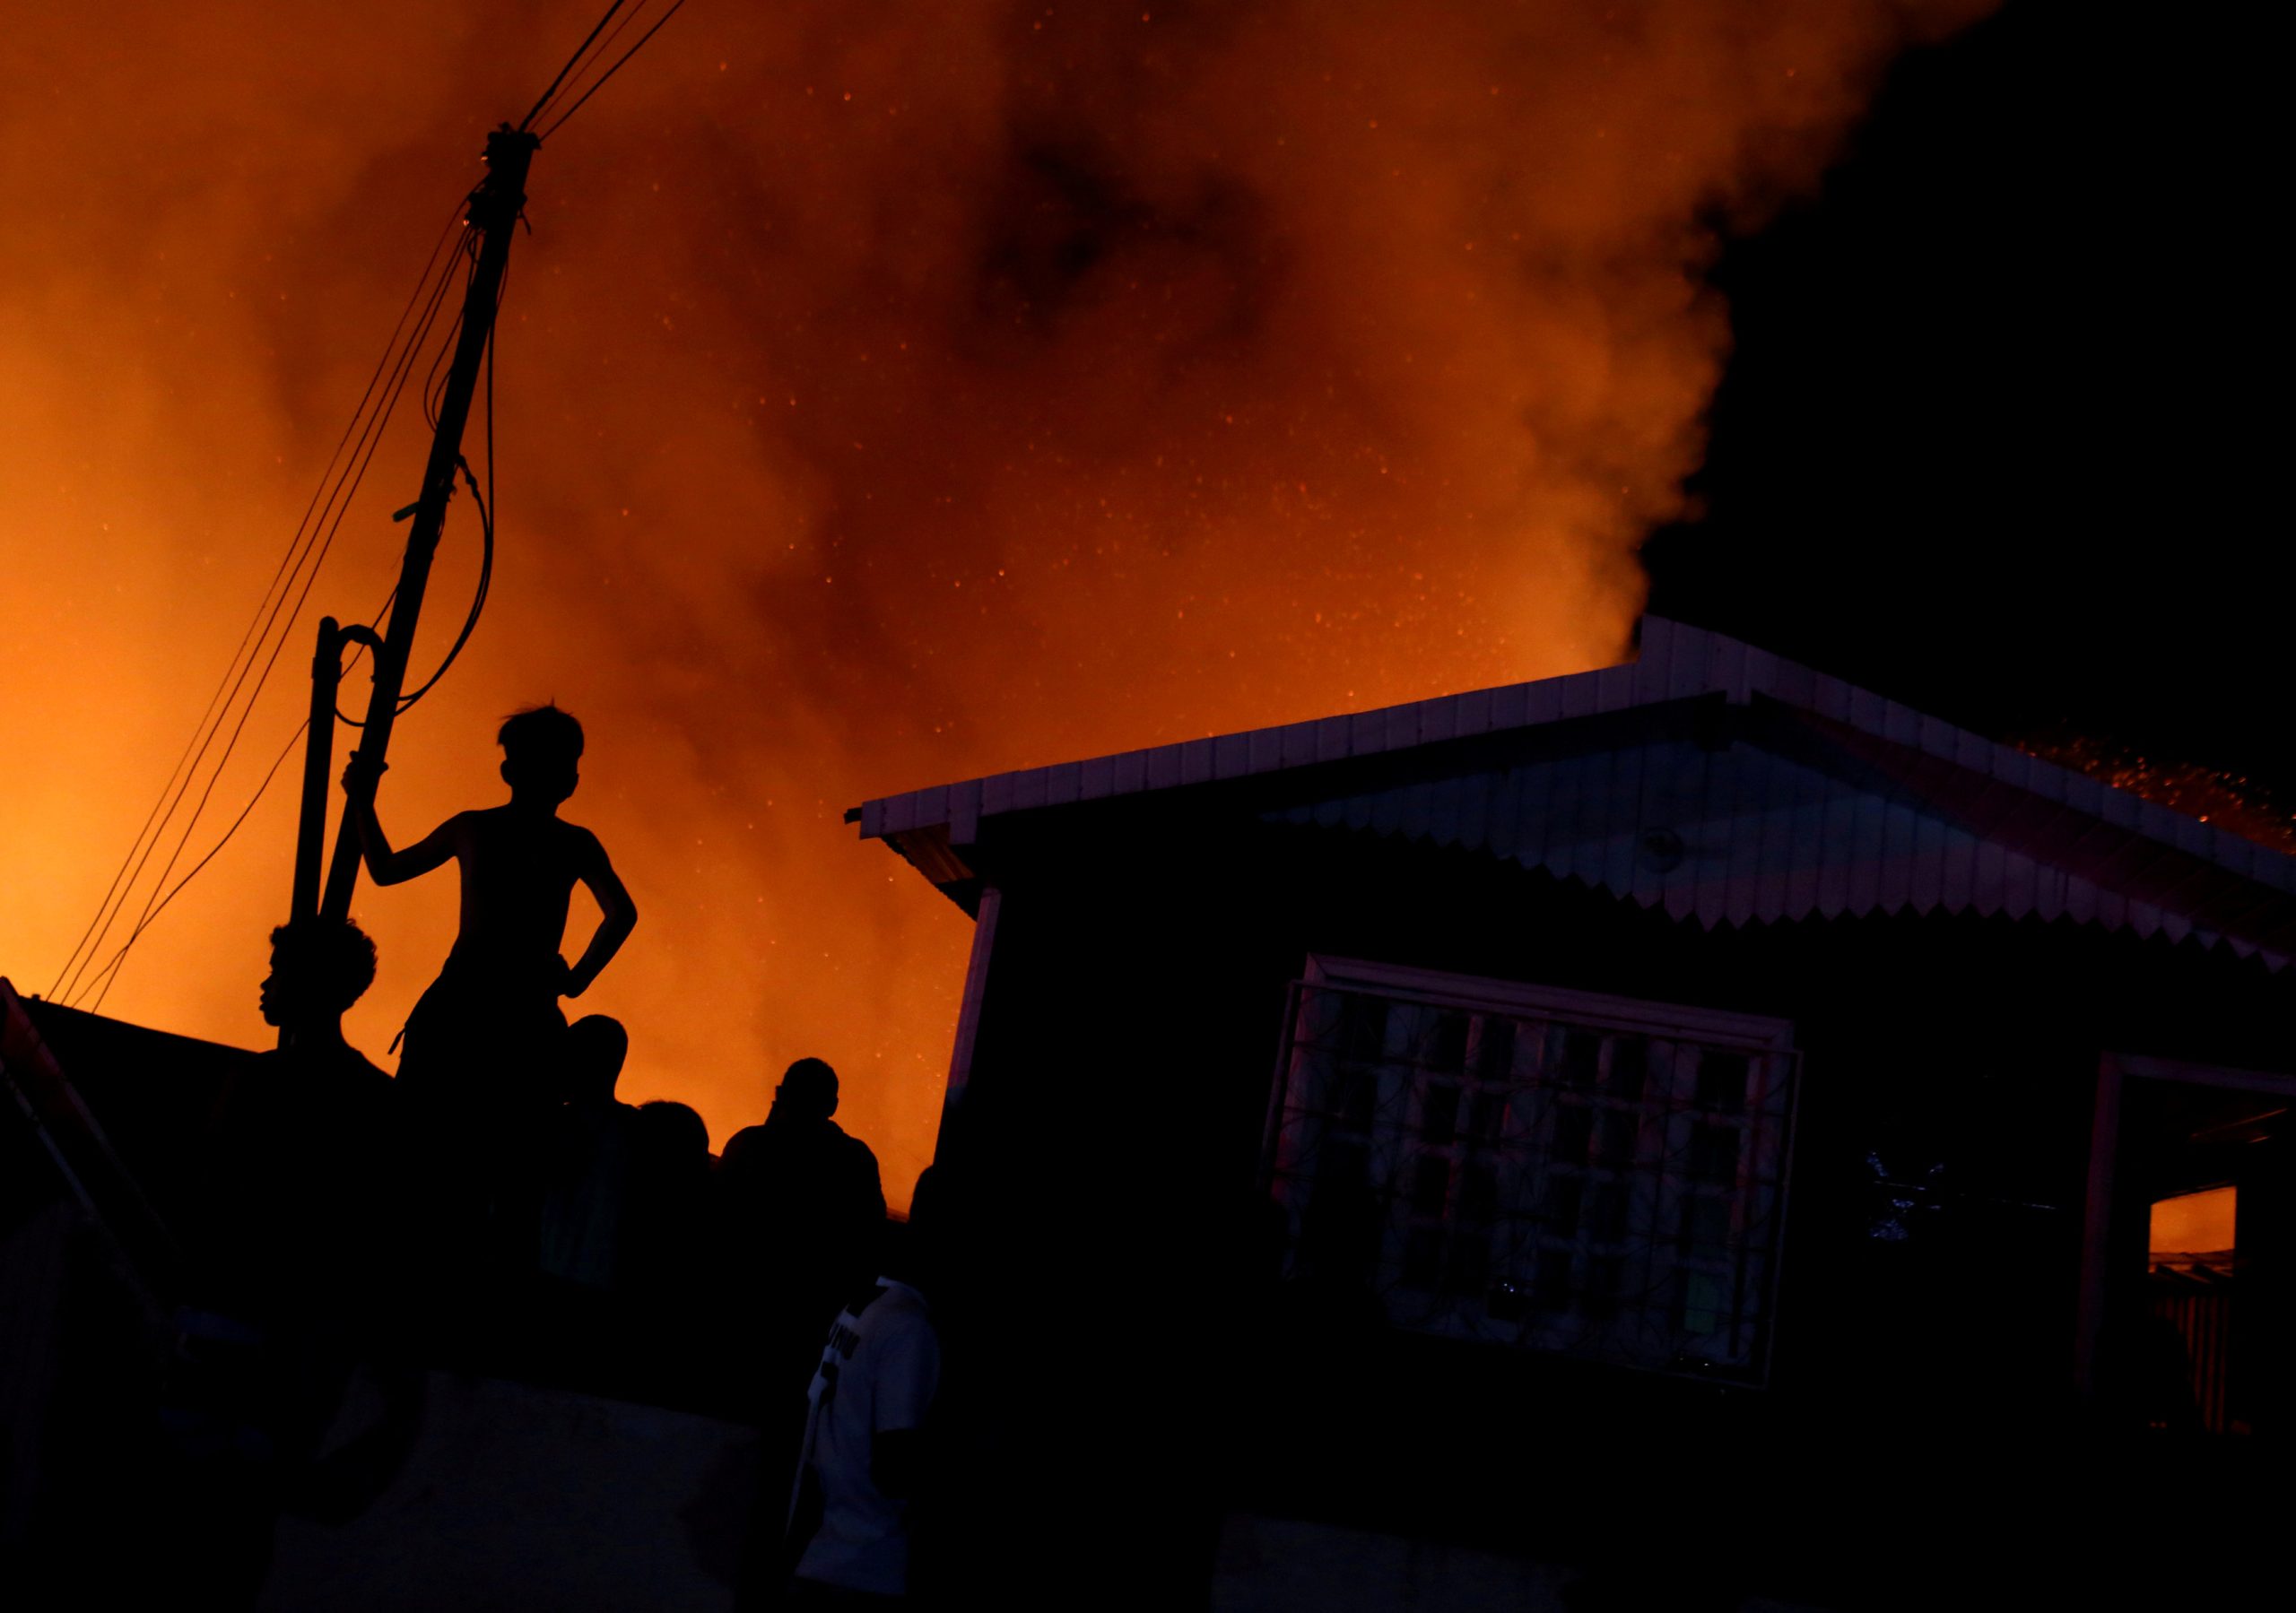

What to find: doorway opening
left=2080, top=1054, right=2296, bottom=1436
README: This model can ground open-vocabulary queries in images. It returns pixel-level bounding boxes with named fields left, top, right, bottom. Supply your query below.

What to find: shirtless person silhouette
left=344, top=705, right=636, bottom=1221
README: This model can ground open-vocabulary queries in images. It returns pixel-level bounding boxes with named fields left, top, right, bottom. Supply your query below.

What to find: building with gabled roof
left=861, top=616, right=2296, bottom=965
left=855, top=616, right=2296, bottom=1610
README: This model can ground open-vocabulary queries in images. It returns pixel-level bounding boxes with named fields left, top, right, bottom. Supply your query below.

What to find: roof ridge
left=852, top=615, right=2296, bottom=909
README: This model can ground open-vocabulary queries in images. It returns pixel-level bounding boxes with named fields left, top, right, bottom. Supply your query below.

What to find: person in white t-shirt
left=784, top=1168, right=944, bottom=1606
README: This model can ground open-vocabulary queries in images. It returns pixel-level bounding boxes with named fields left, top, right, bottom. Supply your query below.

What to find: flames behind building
left=3, top=0, right=1992, bottom=1188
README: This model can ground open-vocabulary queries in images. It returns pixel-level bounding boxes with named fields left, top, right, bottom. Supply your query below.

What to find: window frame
left=1264, top=954, right=1803, bottom=1386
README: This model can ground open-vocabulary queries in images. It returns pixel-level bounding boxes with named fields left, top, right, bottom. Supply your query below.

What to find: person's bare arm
left=342, top=760, right=460, bottom=887
left=563, top=834, right=636, bottom=998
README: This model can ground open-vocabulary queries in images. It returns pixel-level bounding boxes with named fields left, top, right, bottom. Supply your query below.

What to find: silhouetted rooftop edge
left=851, top=615, right=2296, bottom=965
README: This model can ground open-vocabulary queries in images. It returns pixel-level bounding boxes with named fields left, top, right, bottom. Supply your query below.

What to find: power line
left=81, top=143, right=530, bottom=1006
left=65, top=53, right=577, bottom=1010
left=81, top=719, right=311, bottom=1014
left=55, top=247, right=456, bottom=1002
left=403, top=247, right=508, bottom=715
left=423, top=233, right=480, bottom=429
left=85, top=256, right=464, bottom=996
left=537, top=0, right=688, bottom=140
left=520, top=0, right=634, bottom=132
left=363, top=241, right=507, bottom=724
left=531, top=0, right=655, bottom=130
left=65, top=247, right=463, bottom=1003
left=59, top=206, right=471, bottom=1007
left=85, top=568, right=403, bottom=1011
left=48, top=200, right=467, bottom=1001
left=397, top=371, right=500, bottom=711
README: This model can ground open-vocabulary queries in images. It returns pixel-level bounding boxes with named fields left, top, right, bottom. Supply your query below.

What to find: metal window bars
left=1263, top=971, right=1800, bottom=1384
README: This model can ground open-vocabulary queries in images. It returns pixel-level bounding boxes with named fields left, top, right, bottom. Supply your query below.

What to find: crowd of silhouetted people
left=156, top=707, right=939, bottom=1606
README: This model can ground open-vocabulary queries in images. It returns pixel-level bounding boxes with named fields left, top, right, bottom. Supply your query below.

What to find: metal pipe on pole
left=291, top=617, right=345, bottom=928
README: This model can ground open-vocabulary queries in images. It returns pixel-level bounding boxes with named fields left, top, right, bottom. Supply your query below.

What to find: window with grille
left=1265, top=957, right=1800, bottom=1382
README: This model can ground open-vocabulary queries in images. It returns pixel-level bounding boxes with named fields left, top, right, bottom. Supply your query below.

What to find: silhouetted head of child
left=261, top=918, right=378, bottom=1033
left=499, top=703, right=584, bottom=808
left=772, top=1056, right=839, bottom=1123
left=565, top=1014, right=630, bottom=1106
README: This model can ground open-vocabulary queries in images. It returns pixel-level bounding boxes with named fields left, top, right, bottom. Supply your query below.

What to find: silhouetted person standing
left=721, top=1058, right=887, bottom=1368
left=619, top=1098, right=723, bottom=1399
left=778, top=1168, right=944, bottom=1609
left=196, top=917, right=393, bottom=1317
left=171, top=918, right=394, bottom=1604
left=344, top=704, right=636, bottom=1270
left=623, top=1097, right=716, bottom=1290
left=540, top=1015, right=636, bottom=1292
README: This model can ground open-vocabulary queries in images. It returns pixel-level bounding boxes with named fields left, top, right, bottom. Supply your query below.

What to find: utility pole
left=317, top=126, right=537, bottom=925
left=292, top=618, right=356, bottom=924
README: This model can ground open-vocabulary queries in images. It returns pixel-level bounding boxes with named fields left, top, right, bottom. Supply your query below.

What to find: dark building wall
left=19, top=998, right=254, bottom=1230
left=932, top=806, right=2295, bottom=1604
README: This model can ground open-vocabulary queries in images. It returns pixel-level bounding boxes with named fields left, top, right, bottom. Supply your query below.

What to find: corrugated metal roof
left=853, top=617, right=2296, bottom=967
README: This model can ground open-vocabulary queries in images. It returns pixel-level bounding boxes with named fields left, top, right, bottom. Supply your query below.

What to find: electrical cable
left=66, top=78, right=551, bottom=1008
left=81, top=720, right=311, bottom=1014
left=394, top=459, right=492, bottom=713
left=82, top=248, right=462, bottom=992
left=423, top=233, right=479, bottom=430
left=347, top=248, right=505, bottom=723
left=57, top=255, right=459, bottom=1004
left=113, top=254, right=453, bottom=882
left=519, top=0, right=631, bottom=132
left=537, top=0, right=688, bottom=140
left=80, top=139, right=527, bottom=1006
left=529, top=0, right=654, bottom=132
left=62, top=211, right=468, bottom=1007
left=48, top=200, right=467, bottom=1001
left=401, top=250, right=505, bottom=714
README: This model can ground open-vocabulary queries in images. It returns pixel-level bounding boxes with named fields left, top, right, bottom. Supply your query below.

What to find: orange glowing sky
left=1, top=1, right=1990, bottom=1203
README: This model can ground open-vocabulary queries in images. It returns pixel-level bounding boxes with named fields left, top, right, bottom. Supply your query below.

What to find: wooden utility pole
left=318, top=126, right=537, bottom=924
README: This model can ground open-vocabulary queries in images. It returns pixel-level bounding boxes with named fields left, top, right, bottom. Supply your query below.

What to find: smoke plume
left=1, top=0, right=1991, bottom=1200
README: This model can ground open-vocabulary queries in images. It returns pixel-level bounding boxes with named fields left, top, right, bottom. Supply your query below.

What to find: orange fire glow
left=1, top=2, right=1991, bottom=1202
left=2021, top=737, right=2296, bottom=854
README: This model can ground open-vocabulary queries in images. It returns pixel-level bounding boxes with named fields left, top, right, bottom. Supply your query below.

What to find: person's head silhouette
left=260, top=917, right=378, bottom=1043
left=772, top=1056, right=839, bottom=1124
left=566, top=1015, right=629, bottom=1106
left=633, top=1099, right=711, bottom=1176
left=889, top=1164, right=945, bottom=1291
left=499, top=703, right=584, bottom=808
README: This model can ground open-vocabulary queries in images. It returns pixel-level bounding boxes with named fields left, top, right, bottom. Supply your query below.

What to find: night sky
left=1648, top=0, right=2283, bottom=792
